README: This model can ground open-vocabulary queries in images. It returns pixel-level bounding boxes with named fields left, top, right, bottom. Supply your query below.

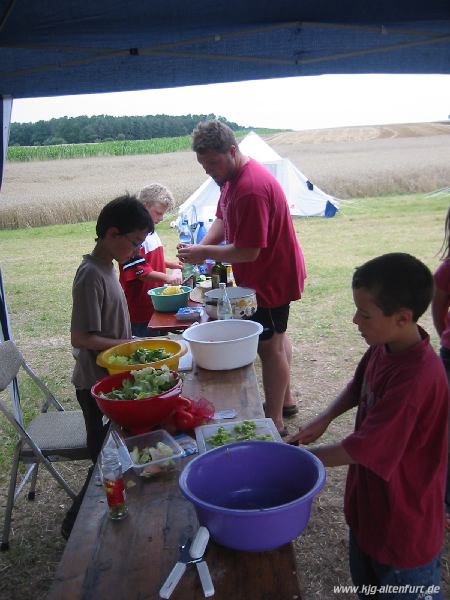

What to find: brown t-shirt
left=71, top=254, right=131, bottom=389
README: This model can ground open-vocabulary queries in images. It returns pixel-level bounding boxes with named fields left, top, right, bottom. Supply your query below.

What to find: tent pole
left=0, top=95, right=21, bottom=415
left=1, top=94, right=13, bottom=343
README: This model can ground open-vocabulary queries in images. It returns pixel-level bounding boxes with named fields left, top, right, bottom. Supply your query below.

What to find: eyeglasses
left=121, top=234, right=143, bottom=249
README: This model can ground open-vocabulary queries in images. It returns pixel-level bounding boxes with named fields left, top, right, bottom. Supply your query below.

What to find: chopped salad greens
left=107, top=346, right=172, bottom=366
left=129, top=442, right=176, bottom=477
left=101, top=366, right=176, bottom=400
left=206, top=420, right=273, bottom=447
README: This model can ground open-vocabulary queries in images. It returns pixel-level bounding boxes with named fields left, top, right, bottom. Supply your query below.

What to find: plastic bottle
left=178, top=217, right=193, bottom=245
left=101, top=447, right=128, bottom=520
left=217, top=282, right=233, bottom=320
left=196, top=221, right=207, bottom=244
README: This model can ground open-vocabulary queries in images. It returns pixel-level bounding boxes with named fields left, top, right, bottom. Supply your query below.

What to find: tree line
left=9, top=114, right=244, bottom=146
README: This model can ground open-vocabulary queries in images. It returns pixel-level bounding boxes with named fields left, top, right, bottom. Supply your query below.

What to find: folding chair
left=0, top=340, right=90, bottom=551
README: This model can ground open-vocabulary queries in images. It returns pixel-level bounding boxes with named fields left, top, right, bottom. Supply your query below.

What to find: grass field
left=0, top=192, right=449, bottom=599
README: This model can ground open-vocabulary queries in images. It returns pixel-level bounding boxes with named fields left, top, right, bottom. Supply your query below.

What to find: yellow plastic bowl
left=96, top=338, right=187, bottom=375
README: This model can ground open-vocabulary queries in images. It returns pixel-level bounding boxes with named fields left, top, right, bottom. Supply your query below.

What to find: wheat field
left=0, top=122, right=449, bottom=229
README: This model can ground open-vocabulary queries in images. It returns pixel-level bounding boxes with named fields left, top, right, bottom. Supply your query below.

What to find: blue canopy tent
left=0, top=0, right=450, bottom=340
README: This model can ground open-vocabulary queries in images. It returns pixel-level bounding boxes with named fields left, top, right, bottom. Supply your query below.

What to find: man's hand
left=177, top=244, right=208, bottom=264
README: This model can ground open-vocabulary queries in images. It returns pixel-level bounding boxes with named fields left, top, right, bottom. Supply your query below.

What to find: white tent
left=178, top=132, right=339, bottom=224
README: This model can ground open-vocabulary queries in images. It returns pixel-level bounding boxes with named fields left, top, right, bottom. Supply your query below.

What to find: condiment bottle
left=101, top=447, right=128, bottom=520
left=217, top=282, right=233, bottom=320
left=223, top=263, right=233, bottom=287
left=211, top=261, right=223, bottom=289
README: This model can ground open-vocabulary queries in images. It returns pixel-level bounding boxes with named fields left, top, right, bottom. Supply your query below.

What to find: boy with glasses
left=62, top=194, right=153, bottom=540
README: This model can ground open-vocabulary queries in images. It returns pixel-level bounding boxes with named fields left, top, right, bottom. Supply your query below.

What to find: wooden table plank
left=47, top=365, right=303, bottom=600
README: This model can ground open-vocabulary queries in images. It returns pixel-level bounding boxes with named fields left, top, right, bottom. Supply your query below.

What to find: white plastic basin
left=182, top=319, right=263, bottom=370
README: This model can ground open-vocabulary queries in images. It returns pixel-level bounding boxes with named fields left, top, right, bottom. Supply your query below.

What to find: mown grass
left=0, top=193, right=447, bottom=464
left=6, top=129, right=280, bottom=162
left=0, top=193, right=449, bottom=599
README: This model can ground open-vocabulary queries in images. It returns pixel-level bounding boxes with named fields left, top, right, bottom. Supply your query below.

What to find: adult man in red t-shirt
left=178, top=121, right=306, bottom=435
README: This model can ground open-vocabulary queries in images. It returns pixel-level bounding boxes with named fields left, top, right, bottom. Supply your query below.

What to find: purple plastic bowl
left=179, top=441, right=326, bottom=552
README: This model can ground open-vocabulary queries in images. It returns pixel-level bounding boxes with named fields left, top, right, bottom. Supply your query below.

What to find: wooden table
left=47, top=365, right=303, bottom=600
left=148, top=300, right=209, bottom=333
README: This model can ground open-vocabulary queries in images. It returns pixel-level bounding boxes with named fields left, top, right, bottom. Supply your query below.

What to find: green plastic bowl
left=147, top=285, right=191, bottom=312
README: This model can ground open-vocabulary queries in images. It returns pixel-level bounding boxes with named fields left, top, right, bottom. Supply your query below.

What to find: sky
left=10, top=74, right=450, bottom=131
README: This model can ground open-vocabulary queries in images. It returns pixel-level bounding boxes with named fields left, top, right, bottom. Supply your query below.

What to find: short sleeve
left=342, top=377, right=418, bottom=481
left=71, top=268, right=104, bottom=334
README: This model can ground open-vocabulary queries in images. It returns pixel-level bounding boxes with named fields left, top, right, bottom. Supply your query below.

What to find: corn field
left=6, top=129, right=277, bottom=162
left=7, top=136, right=193, bottom=161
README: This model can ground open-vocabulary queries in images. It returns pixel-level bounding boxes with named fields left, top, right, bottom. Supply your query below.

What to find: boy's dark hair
left=352, top=252, right=433, bottom=322
left=96, top=193, right=154, bottom=238
left=192, top=120, right=237, bottom=155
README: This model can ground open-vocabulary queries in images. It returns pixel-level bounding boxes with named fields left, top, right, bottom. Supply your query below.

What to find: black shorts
left=251, top=304, right=290, bottom=341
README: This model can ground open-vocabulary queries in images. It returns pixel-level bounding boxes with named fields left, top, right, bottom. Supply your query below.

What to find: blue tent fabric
left=0, top=1, right=449, bottom=99
left=324, top=200, right=338, bottom=219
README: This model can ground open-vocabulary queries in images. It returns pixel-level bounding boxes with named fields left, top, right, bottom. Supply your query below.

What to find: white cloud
left=11, top=74, right=450, bottom=131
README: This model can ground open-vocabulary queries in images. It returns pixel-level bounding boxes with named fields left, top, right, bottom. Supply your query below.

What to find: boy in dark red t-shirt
left=289, top=253, right=448, bottom=599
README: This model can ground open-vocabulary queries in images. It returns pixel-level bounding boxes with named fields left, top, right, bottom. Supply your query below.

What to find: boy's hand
left=166, top=272, right=182, bottom=285
left=287, top=414, right=332, bottom=446
left=166, top=260, right=183, bottom=270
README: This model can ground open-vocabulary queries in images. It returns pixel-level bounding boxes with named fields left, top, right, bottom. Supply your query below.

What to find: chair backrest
left=0, top=340, right=23, bottom=391
left=0, top=341, right=64, bottom=428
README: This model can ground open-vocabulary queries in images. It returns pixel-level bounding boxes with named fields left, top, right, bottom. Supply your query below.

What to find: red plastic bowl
left=92, top=370, right=188, bottom=434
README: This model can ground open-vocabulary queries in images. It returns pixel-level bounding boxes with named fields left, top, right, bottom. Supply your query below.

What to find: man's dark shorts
left=250, top=304, right=290, bottom=341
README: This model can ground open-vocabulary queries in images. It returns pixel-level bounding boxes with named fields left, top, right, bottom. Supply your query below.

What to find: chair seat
left=22, top=410, right=90, bottom=461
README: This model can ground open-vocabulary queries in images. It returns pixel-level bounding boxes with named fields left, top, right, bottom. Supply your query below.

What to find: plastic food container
left=96, top=339, right=187, bottom=375
left=179, top=441, right=326, bottom=552
left=182, top=320, right=263, bottom=370
left=123, top=429, right=184, bottom=478
left=195, top=418, right=282, bottom=453
left=147, top=285, right=191, bottom=312
left=176, top=307, right=203, bottom=322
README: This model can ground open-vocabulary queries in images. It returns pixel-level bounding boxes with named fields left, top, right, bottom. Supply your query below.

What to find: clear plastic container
left=178, top=217, right=193, bottom=245
left=176, top=307, right=203, bottom=321
left=195, top=418, right=282, bottom=453
left=124, top=429, right=184, bottom=478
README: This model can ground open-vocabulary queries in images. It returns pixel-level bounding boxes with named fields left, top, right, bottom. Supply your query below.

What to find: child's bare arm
left=165, top=259, right=182, bottom=270
left=288, top=387, right=357, bottom=445
left=141, top=270, right=182, bottom=285
left=308, top=442, right=355, bottom=467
